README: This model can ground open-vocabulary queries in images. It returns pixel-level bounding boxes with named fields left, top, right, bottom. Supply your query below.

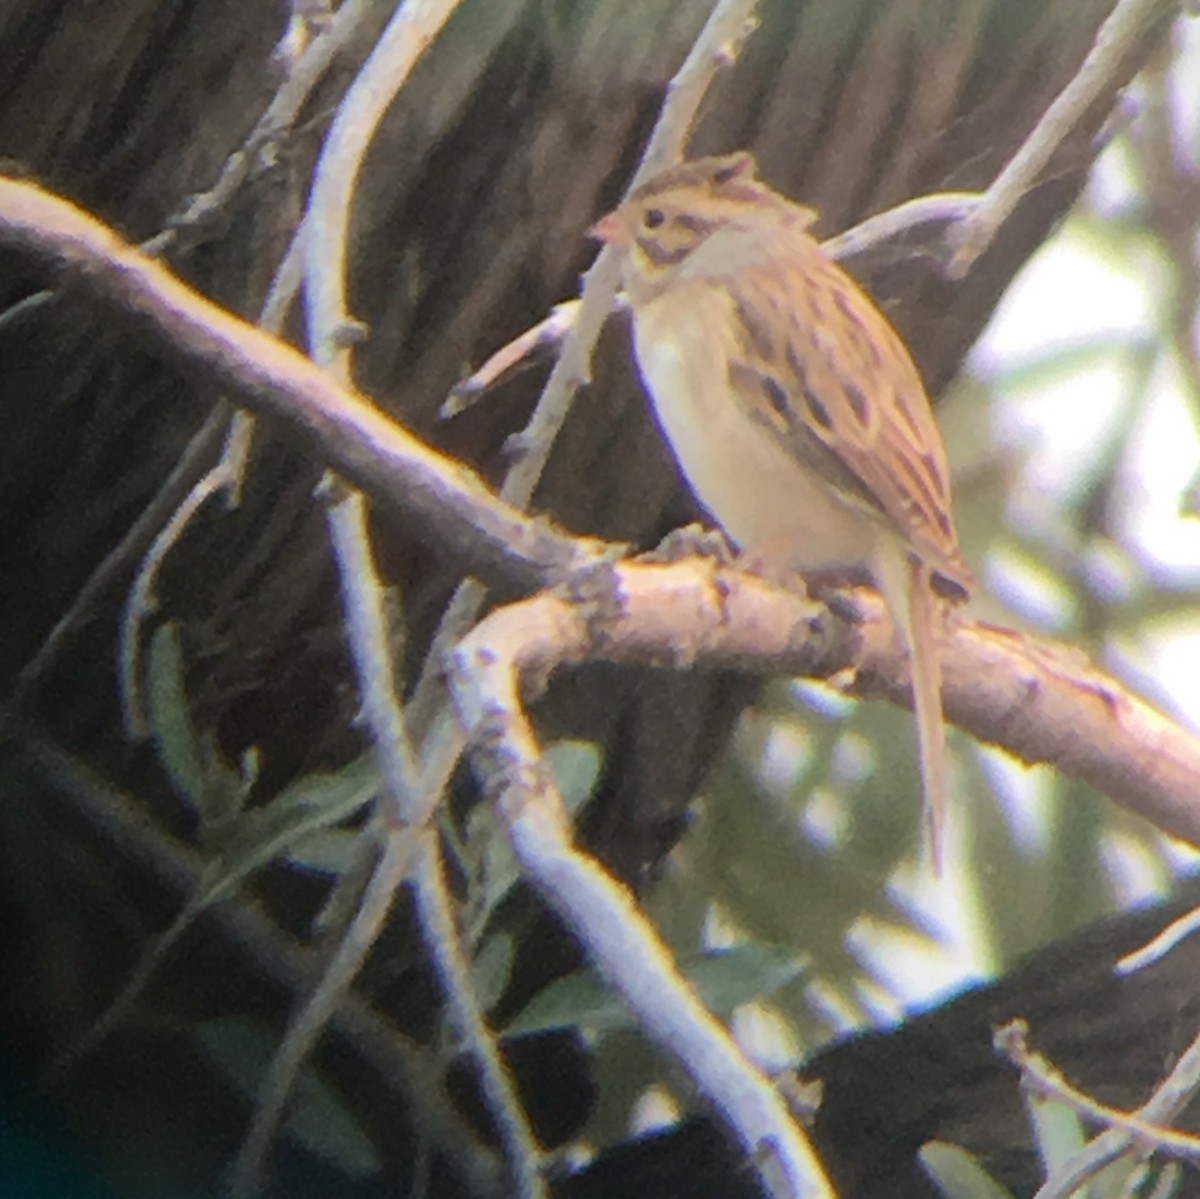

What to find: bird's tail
left=877, top=542, right=949, bottom=875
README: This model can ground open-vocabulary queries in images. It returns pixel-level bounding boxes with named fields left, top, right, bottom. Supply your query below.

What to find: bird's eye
left=643, top=208, right=665, bottom=230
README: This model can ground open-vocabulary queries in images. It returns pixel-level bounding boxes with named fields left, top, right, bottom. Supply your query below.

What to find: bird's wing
left=697, top=223, right=973, bottom=598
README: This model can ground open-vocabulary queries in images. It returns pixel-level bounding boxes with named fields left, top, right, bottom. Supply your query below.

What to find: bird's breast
left=632, top=290, right=878, bottom=569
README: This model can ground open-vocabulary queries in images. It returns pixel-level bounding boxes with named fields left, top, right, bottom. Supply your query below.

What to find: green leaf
left=285, top=827, right=363, bottom=877
left=146, top=623, right=256, bottom=837
left=146, top=623, right=206, bottom=815
left=198, top=754, right=379, bottom=908
left=470, top=930, right=515, bottom=1014
left=463, top=802, right=521, bottom=935
left=545, top=739, right=603, bottom=813
left=460, top=738, right=604, bottom=946
left=504, top=944, right=806, bottom=1037
left=67, top=755, right=381, bottom=1064
left=919, top=1141, right=1018, bottom=1199
left=1025, top=1092, right=1086, bottom=1182
left=501, top=968, right=635, bottom=1038
left=194, top=1016, right=381, bottom=1178
left=684, top=943, right=808, bottom=1013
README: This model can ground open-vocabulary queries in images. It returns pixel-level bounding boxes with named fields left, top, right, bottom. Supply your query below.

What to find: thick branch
left=453, top=560, right=1200, bottom=851
left=4, top=177, right=1194, bottom=845
left=447, top=556, right=1200, bottom=1199
left=0, top=177, right=586, bottom=594
left=853, top=595, right=1200, bottom=848
left=448, top=565, right=836, bottom=1199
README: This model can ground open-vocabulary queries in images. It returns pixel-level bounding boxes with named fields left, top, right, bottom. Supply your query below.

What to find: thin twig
left=118, top=472, right=227, bottom=736
left=325, top=487, right=422, bottom=822
left=990, top=1020, right=1200, bottom=1199
left=996, top=1021, right=1200, bottom=1159
left=494, top=0, right=763, bottom=520
left=145, top=0, right=380, bottom=258
left=303, top=0, right=469, bottom=375
left=413, top=831, right=547, bottom=1199
left=228, top=827, right=419, bottom=1199
left=1116, top=904, right=1200, bottom=974
left=0, top=0, right=373, bottom=327
left=18, top=727, right=502, bottom=1196
left=232, top=2, right=472, bottom=1191
left=820, top=191, right=981, bottom=262
left=117, top=204, right=306, bottom=738
left=440, top=300, right=602, bottom=420
left=948, top=0, right=1182, bottom=277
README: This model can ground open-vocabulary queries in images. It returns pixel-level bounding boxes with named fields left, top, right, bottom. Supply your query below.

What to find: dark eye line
left=636, top=237, right=691, bottom=267
left=671, top=212, right=708, bottom=234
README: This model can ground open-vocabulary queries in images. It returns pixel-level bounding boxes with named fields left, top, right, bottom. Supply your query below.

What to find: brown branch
left=452, top=559, right=1200, bottom=853
left=886, top=611, right=1200, bottom=850
left=446, top=556, right=1200, bottom=1199
left=448, top=567, right=836, bottom=1199
left=0, top=176, right=587, bottom=595
left=4, top=175, right=1196, bottom=847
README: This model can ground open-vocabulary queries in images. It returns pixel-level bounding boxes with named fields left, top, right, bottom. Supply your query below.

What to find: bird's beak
left=589, top=211, right=627, bottom=245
